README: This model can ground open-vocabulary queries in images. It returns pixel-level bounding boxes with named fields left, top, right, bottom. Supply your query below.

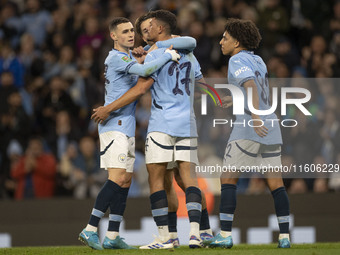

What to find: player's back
left=227, top=50, right=282, bottom=145
left=145, top=48, right=201, bottom=137
left=98, top=49, right=138, bottom=137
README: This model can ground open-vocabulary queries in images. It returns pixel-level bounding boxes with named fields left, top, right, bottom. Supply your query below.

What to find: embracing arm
left=128, top=52, right=171, bottom=77
left=156, top=36, right=197, bottom=52
left=128, top=47, right=180, bottom=77
left=91, top=77, right=154, bottom=124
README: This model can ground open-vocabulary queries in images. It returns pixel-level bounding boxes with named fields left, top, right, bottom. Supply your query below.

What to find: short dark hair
left=135, top=13, right=150, bottom=36
left=224, top=18, right=262, bottom=50
left=148, top=10, right=177, bottom=35
left=109, top=17, right=130, bottom=31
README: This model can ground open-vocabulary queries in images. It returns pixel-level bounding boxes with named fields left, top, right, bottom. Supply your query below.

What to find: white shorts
left=145, top=132, right=199, bottom=165
left=99, top=131, right=135, bottom=172
left=223, top=139, right=281, bottom=170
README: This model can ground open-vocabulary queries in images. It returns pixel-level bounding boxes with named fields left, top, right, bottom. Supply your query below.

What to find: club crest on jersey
left=118, top=153, right=127, bottom=163
left=121, top=56, right=131, bottom=62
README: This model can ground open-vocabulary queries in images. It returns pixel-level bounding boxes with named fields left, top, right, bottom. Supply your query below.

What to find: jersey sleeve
left=228, top=56, right=255, bottom=86
left=144, top=51, right=159, bottom=81
left=110, top=53, right=137, bottom=74
left=156, top=36, right=196, bottom=52
left=128, top=50, right=171, bottom=77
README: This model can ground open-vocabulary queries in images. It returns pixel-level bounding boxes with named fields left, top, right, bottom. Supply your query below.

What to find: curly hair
left=224, top=18, right=262, bottom=50
left=147, top=10, right=177, bottom=35
left=109, top=17, right=130, bottom=32
left=135, top=13, right=150, bottom=37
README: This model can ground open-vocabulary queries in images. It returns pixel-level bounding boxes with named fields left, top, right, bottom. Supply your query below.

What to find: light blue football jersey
left=98, top=49, right=138, bottom=137
left=227, top=50, right=282, bottom=145
left=145, top=49, right=203, bottom=137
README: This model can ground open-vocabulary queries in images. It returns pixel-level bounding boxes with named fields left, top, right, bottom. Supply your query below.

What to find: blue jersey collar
left=112, top=48, right=133, bottom=58
left=240, top=50, right=254, bottom=54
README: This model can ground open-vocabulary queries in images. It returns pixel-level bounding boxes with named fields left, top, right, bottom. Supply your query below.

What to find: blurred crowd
left=0, top=0, right=340, bottom=200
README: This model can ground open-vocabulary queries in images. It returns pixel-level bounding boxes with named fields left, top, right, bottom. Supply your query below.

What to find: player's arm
left=91, top=77, right=154, bottom=124
left=155, top=36, right=197, bottom=52
left=243, top=79, right=268, bottom=137
left=128, top=46, right=180, bottom=77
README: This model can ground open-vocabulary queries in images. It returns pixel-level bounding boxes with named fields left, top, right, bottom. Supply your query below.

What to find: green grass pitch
left=1, top=243, right=340, bottom=255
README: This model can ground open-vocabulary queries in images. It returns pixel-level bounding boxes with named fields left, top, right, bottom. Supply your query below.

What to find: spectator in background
left=10, top=136, right=57, bottom=200
left=0, top=42, right=25, bottom=88
left=37, top=76, right=79, bottom=135
left=1, top=139, right=23, bottom=198
left=320, top=109, right=340, bottom=164
left=60, top=136, right=105, bottom=199
left=0, top=72, right=19, bottom=183
left=302, top=35, right=327, bottom=77
left=258, top=0, right=289, bottom=55
left=76, top=17, right=104, bottom=55
left=312, top=155, right=329, bottom=193
left=329, top=152, right=340, bottom=191
left=288, top=179, right=308, bottom=194
left=0, top=71, right=17, bottom=114
left=273, top=37, right=300, bottom=73
left=0, top=91, right=31, bottom=147
left=19, top=33, right=42, bottom=72
left=44, top=45, right=77, bottom=81
left=189, top=21, right=212, bottom=74
left=77, top=45, right=100, bottom=80
left=0, top=89, right=31, bottom=185
left=329, top=32, right=340, bottom=77
left=0, top=1, right=22, bottom=48
left=21, top=0, right=53, bottom=47
left=330, top=1, right=340, bottom=35
left=45, top=110, right=79, bottom=161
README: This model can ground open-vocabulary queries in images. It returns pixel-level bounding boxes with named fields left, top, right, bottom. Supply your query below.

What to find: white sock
left=189, top=222, right=200, bottom=237
left=279, top=233, right=290, bottom=240
left=106, top=231, right=119, bottom=240
left=158, top=226, right=170, bottom=241
left=220, top=231, right=232, bottom=238
left=85, top=224, right=97, bottom=232
left=200, top=229, right=213, bottom=235
left=169, top=232, right=178, bottom=239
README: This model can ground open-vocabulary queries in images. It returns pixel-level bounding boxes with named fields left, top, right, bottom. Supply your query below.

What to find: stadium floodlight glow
left=201, top=84, right=312, bottom=116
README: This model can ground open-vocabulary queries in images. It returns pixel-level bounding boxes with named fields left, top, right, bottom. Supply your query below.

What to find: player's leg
left=174, top=137, right=202, bottom=248
left=177, top=160, right=202, bottom=248
left=140, top=132, right=174, bottom=249
left=102, top=168, right=136, bottom=249
left=102, top=135, right=136, bottom=249
left=210, top=140, right=260, bottom=248
left=80, top=168, right=132, bottom=250
left=198, top=188, right=213, bottom=239
left=173, top=168, right=213, bottom=241
left=79, top=131, right=135, bottom=250
left=267, top=178, right=290, bottom=248
left=213, top=176, right=238, bottom=247
left=164, top=169, right=180, bottom=247
left=263, top=144, right=290, bottom=248
left=148, top=162, right=169, bottom=239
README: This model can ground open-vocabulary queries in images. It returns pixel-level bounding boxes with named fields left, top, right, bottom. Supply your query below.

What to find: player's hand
left=131, top=46, right=147, bottom=57
left=251, top=114, right=268, bottom=137
left=91, top=106, right=110, bottom=124
left=132, top=46, right=147, bottom=63
left=165, top=45, right=180, bottom=63
left=218, top=96, right=233, bottom=108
